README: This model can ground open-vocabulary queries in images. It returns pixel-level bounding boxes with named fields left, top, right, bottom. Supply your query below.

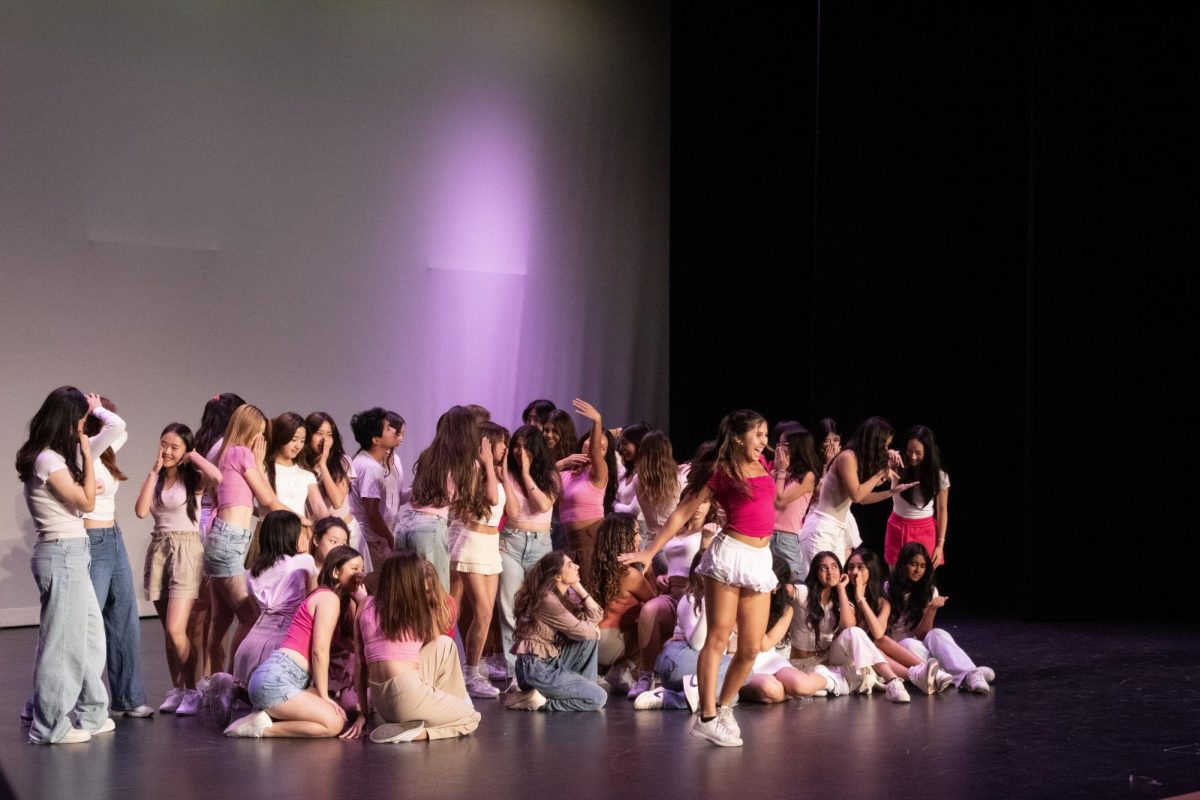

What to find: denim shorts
left=247, top=650, right=309, bottom=710
left=202, top=517, right=253, bottom=578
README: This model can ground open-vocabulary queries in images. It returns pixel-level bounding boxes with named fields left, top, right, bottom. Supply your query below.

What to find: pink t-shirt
left=773, top=486, right=812, bottom=534
left=559, top=468, right=605, bottom=524
left=705, top=462, right=775, bottom=538
left=216, top=445, right=256, bottom=512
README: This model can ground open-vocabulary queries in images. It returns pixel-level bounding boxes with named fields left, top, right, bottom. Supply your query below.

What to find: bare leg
left=462, top=572, right=499, bottom=666
left=718, top=588, right=770, bottom=709
left=740, top=674, right=786, bottom=704
left=773, top=666, right=827, bottom=697
left=156, top=597, right=197, bottom=689
left=261, top=688, right=345, bottom=738
left=636, top=595, right=675, bottom=673
left=698, top=579, right=740, bottom=717
left=207, top=581, right=234, bottom=673
left=188, top=577, right=212, bottom=680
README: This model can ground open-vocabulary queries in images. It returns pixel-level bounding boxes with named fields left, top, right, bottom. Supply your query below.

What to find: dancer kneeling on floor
left=589, top=512, right=656, bottom=694
left=788, top=551, right=913, bottom=703
left=506, top=551, right=608, bottom=712
left=357, top=550, right=481, bottom=743
left=225, top=545, right=366, bottom=738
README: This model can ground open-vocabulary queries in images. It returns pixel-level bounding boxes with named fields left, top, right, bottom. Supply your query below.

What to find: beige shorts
left=450, top=528, right=502, bottom=575
left=144, top=530, right=203, bottom=601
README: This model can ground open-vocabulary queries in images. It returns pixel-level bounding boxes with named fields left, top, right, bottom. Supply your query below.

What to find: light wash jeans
left=29, top=537, right=109, bottom=743
left=654, top=638, right=739, bottom=709
left=769, top=530, right=804, bottom=583
left=86, top=524, right=146, bottom=710
left=394, top=510, right=450, bottom=591
left=516, top=637, right=608, bottom=712
left=900, top=628, right=979, bottom=687
left=498, top=526, right=553, bottom=673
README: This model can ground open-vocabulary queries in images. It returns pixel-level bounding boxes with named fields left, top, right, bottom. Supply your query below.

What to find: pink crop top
left=358, top=597, right=422, bottom=664
left=279, top=587, right=336, bottom=658
left=559, top=469, right=605, bottom=524
left=509, top=481, right=554, bottom=528
left=216, top=445, right=256, bottom=512
left=773, top=487, right=812, bottom=534
left=706, top=462, right=775, bottom=538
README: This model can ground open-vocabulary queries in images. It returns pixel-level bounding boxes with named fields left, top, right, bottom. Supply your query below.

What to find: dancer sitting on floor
left=788, top=551, right=912, bottom=703
left=588, top=512, right=656, bottom=694
left=356, top=550, right=481, bottom=743
left=224, top=545, right=366, bottom=738
left=886, top=542, right=994, bottom=693
left=506, top=551, right=608, bottom=712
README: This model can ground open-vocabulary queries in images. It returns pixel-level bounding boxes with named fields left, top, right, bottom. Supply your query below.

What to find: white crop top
left=480, top=481, right=506, bottom=527
left=663, top=531, right=702, bottom=578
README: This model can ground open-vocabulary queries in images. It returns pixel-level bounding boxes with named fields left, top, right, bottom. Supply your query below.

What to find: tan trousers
left=371, top=636, right=480, bottom=740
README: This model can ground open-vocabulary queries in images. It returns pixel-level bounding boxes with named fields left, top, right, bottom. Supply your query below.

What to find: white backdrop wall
left=0, top=1, right=670, bottom=626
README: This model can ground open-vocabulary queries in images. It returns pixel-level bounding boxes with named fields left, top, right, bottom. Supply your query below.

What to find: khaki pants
left=371, top=636, right=480, bottom=740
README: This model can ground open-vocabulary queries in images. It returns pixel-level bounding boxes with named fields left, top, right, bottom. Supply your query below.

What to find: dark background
left=668, top=4, right=1197, bottom=621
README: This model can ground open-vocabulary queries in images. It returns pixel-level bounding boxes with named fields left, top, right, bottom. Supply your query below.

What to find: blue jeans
left=654, top=638, right=739, bottom=709
left=87, top=524, right=146, bottom=710
left=498, top=527, right=553, bottom=673
left=29, top=538, right=109, bottom=742
left=770, top=530, right=804, bottom=583
left=516, top=637, right=607, bottom=712
left=394, top=511, right=450, bottom=591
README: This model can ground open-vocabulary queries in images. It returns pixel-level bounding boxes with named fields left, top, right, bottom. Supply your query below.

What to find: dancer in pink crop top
left=617, top=410, right=776, bottom=748
left=557, top=399, right=615, bottom=587
left=353, top=550, right=480, bottom=743
left=224, top=545, right=366, bottom=739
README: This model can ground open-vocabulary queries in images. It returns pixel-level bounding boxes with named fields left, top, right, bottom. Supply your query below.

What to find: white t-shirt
left=884, top=582, right=940, bottom=641
left=673, top=593, right=707, bottom=650
left=274, top=462, right=318, bottom=516
left=348, top=452, right=404, bottom=533
left=248, top=553, right=317, bottom=614
left=891, top=470, right=950, bottom=519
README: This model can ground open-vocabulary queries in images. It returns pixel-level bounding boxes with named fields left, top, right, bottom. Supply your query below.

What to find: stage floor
left=1, top=618, right=1197, bottom=800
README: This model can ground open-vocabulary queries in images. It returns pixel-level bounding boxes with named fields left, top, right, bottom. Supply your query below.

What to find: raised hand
left=887, top=448, right=905, bottom=471
left=927, top=594, right=948, bottom=611
left=774, top=442, right=790, bottom=473
left=519, top=445, right=532, bottom=475
left=572, top=398, right=602, bottom=423
left=84, top=392, right=103, bottom=414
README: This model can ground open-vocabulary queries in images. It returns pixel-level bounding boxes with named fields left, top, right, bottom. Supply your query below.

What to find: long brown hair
left=83, top=397, right=127, bottom=481
left=317, top=545, right=362, bottom=642
left=682, top=410, right=766, bottom=500
left=410, top=406, right=489, bottom=520
left=634, top=430, right=678, bottom=507
left=372, top=550, right=451, bottom=644
left=586, top=513, right=640, bottom=608
left=512, top=551, right=578, bottom=640
left=265, top=411, right=308, bottom=489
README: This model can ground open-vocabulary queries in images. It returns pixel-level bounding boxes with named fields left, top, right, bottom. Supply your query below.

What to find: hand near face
left=887, top=448, right=904, bottom=471
left=153, top=447, right=165, bottom=473
left=836, top=572, right=850, bottom=590
left=774, top=442, right=790, bottom=472
left=927, top=594, right=948, bottom=610
left=84, top=393, right=103, bottom=414
left=519, top=446, right=531, bottom=474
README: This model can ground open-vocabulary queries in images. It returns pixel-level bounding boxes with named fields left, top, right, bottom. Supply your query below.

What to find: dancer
left=311, top=517, right=350, bottom=571
left=497, top=426, right=559, bottom=683
left=264, top=412, right=324, bottom=519
left=521, top=399, right=556, bottom=430
left=304, top=412, right=369, bottom=571
left=621, top=409, right=777, bottom=747
left=18, top=388, right=115, bottom=743
left=770, top=422, right=821, bottom=580
left=613, top=422, right=649, bottom=531
left=588, top=513, right=656, bottom=693
left=134, top=423, right=222, bottom=715
left=348, top=407, right=406, bottom=571
left=506, top=552, right=608, bottom=712
left=449, top=421, right=507, bottom=699
left=886, top=425, right=951, bottom=569
left=224, top=545, right=367, bottom=738
left=398, top=405, right=492, bottom=591
left=558, top=399, right=615, bottom=586
left=81, top=397, right=153, bottom=718
left=541, top=409, right=579, bottom=463
left=357, top=551, right=481, bottom=742
left=887, top=542, right=994, bottom=692
left=796, top=417, right=913, bottom=580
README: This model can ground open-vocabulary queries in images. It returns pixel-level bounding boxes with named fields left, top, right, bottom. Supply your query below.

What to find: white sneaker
left=907, top=657, right=941, bottom=695
left=176, top=689, right=205, bottom=716
left=504, top=688, right=548, bottom=711
left=208, top=673, right=236, bottom=727
left=690, top=713, right=742, bottom=747
left=604, top=660, right=635, bottom=693
left=935, top=669, right=955, bottom=693
left=681, top=674, right=700, bottom=714
left=485, top=655, right=509, bottom=681
left=89, top=718, right=116, bottom=735
left=627, top=671, right=655, bottom=700
left=814, top=664, right=850, bottom=697
left=633, top=686, right=666, bottom=710
left=717, top=705, right=741, bottom=740
left=224, top=711, right=273, bottom=738
left=32, top=727, right=92, bottom=745
left=977, top=666, right=996, bottom=683
left=856, top=670, right=880, bottom=695
left=195, top=676, right=212, bottom=697
left=159, top=688, right=184, bottom=713
left=962, top=668, right=991, bottom=694
left=465, top=667, right=500, bottom=699
left=115, top=705, right=155, bottom=718
left=370, top=720, right=425, bottom=743
left=885, top=678, right=911, bottom=703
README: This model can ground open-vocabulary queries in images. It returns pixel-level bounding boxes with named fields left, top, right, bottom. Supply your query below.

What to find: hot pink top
left=216, top=445, right=256, bottom=512
left=706, top=460, right=775, bottom=538
left=559, top=468, right=604, bottom=524
left=358, top=597, right=422, bottom=664
left=773, top=486, right=813, bottom=535
left=279, top=587, right=335, bottom=658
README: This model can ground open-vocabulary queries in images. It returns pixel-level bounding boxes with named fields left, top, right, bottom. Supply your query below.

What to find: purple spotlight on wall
left=427, top=100, right=535, bottom=276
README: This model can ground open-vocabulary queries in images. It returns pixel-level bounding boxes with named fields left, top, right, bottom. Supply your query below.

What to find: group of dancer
left=16, top=387, right=992, bottom=747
